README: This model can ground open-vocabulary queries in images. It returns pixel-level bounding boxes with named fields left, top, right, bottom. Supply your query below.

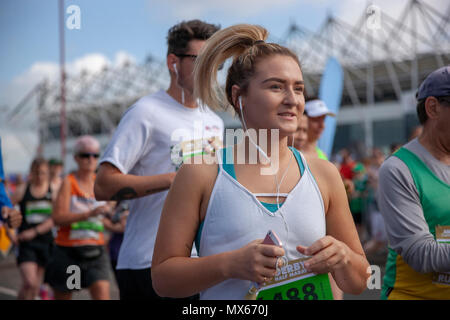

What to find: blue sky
left=0, top=0, right=340, bottom=104
left=0, top=0, right=328, bottom=79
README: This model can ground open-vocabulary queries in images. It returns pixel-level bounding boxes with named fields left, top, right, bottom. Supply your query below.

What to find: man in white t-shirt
left=94, top=20, right=223, bottom=300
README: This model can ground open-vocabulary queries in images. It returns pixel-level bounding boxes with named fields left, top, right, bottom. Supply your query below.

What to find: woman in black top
left=10, top=158, right=55, bottom=300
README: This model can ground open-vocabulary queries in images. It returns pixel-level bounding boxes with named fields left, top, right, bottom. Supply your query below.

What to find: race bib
left=69, top=217, right=104, bottom=240
left=25, top=200, right=52, bottom=224
left=432, top=226, right=450, bottom=286
left=256, top=257, right=334, bottom=300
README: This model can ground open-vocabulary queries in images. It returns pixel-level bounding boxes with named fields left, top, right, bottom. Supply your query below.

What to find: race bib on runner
left=432, top=226, right=450, bottom=286
left=256, top=257, right=334, bottom=300
left=25, top=200, right=52, bottom=225
left=69, top=217, right=104, bottom=240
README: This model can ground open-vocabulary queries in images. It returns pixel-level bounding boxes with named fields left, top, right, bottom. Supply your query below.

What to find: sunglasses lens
left=79, top=153, right=99, bottom=158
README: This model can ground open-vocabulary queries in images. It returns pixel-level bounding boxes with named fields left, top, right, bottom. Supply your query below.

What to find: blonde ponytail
left=194, top=24, right=268, bottom=111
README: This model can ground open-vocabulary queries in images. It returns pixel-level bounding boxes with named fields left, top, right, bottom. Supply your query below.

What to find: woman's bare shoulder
left=307, top=157, right=340, bottom=180
left=176, top=157, right=219, bottom=190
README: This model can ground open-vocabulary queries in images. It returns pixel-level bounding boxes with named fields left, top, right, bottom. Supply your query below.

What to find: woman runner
left=11, top=158, right=55, bottom=300
left=46, top=136, right=112, bottom=300
left=152, top=24, right=369, bottom=300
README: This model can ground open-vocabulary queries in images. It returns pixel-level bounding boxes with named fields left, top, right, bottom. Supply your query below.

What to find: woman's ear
left=231, top=84, right=241, bottom=108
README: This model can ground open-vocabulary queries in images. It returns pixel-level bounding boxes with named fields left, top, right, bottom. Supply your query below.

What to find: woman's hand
left=227, top=239, right=285, bottom=284
left=17, top=228, right=38, bottom=242
left=1, top=206, right=22, bottom=229
left=88, top=205, right=110, bottom=218
left=296, top=236, right=351, bottom=274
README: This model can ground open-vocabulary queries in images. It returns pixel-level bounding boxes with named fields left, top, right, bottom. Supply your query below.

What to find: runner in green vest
left=378, top=66, right=450, bottom=299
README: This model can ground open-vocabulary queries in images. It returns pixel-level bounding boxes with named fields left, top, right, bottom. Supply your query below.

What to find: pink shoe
left=39, top=285, right=54, bottom=300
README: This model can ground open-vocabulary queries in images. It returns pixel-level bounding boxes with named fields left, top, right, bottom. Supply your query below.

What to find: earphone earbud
left=173, top=63, right=178, bottom=77
left=238, top=96, right=243, bottom=115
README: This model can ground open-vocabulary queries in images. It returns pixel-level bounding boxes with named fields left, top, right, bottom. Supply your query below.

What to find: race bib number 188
left=256, top=257, right=334, bottom=300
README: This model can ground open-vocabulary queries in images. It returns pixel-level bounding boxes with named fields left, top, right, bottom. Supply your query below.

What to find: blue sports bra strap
left=221, top=147, right=237, bottom=179
left=288, top=146, right=305, bottom=176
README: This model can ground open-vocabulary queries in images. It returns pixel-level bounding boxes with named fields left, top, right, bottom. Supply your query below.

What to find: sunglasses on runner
left=175, top=53, right=223, bottom=70
left=77, top=153, right=100, bottom=159
left=175, top=53, right=198, bottom=61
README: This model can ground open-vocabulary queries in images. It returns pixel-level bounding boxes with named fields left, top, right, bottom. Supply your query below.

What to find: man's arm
left=94, top=162, right=176, bottom=201
left=378, top=158, right=450, bottom=273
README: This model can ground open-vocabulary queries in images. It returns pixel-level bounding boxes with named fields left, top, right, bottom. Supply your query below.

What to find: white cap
left=304, top=99, right=336, bottom=117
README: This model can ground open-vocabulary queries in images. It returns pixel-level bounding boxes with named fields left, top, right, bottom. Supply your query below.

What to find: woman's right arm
left=52, top=178, right=104, bottom=226
left=151, top=162, right=283, bottom=298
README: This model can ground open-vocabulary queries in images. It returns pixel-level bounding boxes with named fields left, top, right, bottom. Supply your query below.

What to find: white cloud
left=114, top=50, right=137, bottom=67
left=0, top=129, right=39, bottom=175
left=1, top=51, right=137, bottom=111
left=0, top=51, right=137, bottom=174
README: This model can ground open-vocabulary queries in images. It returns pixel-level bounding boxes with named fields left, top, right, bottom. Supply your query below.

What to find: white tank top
left=198, top=147, right=327, bottom=300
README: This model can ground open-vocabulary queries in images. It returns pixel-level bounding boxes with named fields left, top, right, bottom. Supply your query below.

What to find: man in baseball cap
left=416, top=65, right=450, bottom=123
left=302, top=97, right=335, bottom=160
left=378, top=65, right=450, bottom=300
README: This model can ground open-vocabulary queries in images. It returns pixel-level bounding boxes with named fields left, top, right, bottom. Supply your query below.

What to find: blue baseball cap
left=416, top=66, right=450, bottom=100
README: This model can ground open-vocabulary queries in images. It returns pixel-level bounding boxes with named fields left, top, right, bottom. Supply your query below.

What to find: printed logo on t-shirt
left=170, top=136, right=222, bottom=170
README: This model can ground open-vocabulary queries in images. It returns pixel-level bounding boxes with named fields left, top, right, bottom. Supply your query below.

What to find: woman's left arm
left=298, top=159, right=370, bottom=295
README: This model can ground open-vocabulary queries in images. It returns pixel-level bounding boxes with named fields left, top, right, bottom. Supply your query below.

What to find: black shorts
left=45, top=245, right=110, bottom=293
left=17, top=238, right=54, bottom=267
left=116, top=268, right=199, bottom=301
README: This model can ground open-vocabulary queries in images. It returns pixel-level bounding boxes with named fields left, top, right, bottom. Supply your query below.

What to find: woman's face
left=237, top=55, right=305, bottom=137
left=75, top=145, right=100, bottom=172
left=31, top=164, right=49, bottom=185
left=307, top=115, right=326, bottom=142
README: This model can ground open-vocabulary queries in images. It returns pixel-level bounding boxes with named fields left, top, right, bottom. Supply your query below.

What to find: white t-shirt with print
left=100, top=90, right=224, bottom=270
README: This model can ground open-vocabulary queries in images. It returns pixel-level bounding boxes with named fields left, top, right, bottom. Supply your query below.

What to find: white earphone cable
left=239, top=96, right=294, bottom=258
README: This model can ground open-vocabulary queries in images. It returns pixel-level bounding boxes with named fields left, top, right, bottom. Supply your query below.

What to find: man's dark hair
left=30, top=157, right=48, bottom=172
left=416, top=98, right=427, bottom=125
left=416, top=96, right=450, bottom=125
left=167, top=20, right=220, bottom=56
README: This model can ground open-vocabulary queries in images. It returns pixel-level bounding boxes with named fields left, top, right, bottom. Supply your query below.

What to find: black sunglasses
left=175, top=53, right=198, bottom=60
left=78, top=153, right=100, bottom=159
left=175, top=53, right=223, bottom=70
